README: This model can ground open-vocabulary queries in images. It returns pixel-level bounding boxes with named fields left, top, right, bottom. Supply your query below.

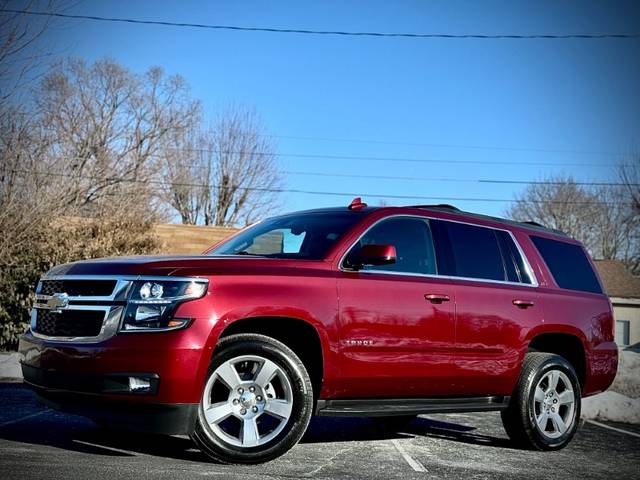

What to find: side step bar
left=316, top=396, right=510, bottom=417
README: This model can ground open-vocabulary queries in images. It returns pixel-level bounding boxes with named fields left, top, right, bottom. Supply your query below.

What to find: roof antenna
left=348, top=197, right=367, bottom=211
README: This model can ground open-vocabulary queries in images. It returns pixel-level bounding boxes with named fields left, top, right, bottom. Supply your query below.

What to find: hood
left=44, top=255, right=329, bottom=278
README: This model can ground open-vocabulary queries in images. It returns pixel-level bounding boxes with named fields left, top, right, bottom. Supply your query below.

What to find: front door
left=335, top=216, right=456, bottom=398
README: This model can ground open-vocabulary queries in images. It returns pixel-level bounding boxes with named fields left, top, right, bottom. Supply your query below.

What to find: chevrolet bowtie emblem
left=46, top=292, right=69, bottom=310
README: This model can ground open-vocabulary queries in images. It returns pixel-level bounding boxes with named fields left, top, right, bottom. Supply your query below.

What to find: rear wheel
left=501, top=352, right=581, bottom=450
left=191, top=334, right=313, bottom=464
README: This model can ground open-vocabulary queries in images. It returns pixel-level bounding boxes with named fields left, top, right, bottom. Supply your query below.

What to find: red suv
left=19, top=200, right=618, bottom=463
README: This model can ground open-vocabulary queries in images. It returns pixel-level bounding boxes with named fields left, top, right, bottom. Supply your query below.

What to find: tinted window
left=439, top=221, right=506, bottom=281
left=496, top=230, right=533, bottom=284
left=530, top=236, right=602, bottom=294
left=350, top=217, right=437, bottom=275
left=211, top=211, right=366, bottom=260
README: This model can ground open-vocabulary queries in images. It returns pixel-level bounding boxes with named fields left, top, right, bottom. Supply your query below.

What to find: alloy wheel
left=201, top=354, right=294, bottom=448
left=532, top=369, right=576, bottom=439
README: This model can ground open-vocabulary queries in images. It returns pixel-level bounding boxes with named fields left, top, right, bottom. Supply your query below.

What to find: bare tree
left=162, top=106, right=280, bottom=226
left=0, top=57, right=201, bottom=261
left=0, top=106, right=51, bottom=260
left=507, top=177, right=601, bottom=243
left=619, top=155, right=640, bottom=213
left=160, top=127, right=208, bottom=224
left=507, top=174, right=639, bottom=274
left=0, top=1, right=56, bottom=103
left=0, top=1, right=65, bottom=262
left=35, top=58, right=201, bottom=216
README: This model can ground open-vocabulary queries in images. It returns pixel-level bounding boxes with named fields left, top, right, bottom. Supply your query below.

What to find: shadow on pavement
left=406, top=417, right=515, bottom=449
left=302, top=415, right=513, bottom=449
left=0, top=383, right=515, bottom=461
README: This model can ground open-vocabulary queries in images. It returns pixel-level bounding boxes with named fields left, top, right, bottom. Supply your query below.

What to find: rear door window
left=530, top=236, right=602, bottom=294
left=433, top=220, right=507, bottom=281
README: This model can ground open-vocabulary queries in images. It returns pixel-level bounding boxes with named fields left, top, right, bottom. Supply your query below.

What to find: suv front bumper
left=18, top=328, right=211, bottom=435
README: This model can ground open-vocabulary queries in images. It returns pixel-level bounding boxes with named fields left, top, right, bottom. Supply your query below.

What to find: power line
left=4, top=152, right=631, bottom=185
left=265, top=134, right=622, bottom=156
left=3, top=9, right=640, bottom=40
left=169, top=147, right=617, bottom=167
left=6, top=168, right=634, bottom=206
left=27, top=148, right=616, bottom=168
left=4, top=161, right=631, bottom=186
left=481, top=179, right=639, bottom=187
left=283, top=170, right=639, bottom=187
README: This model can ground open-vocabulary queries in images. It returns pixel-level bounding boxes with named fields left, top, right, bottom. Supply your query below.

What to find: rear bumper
left=584, top=341, right=619, bottom=397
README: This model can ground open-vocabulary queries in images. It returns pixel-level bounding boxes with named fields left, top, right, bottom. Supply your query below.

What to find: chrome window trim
left=338, top=214, right=539, bottom=288
left=30, top=305, right=124, bottom=343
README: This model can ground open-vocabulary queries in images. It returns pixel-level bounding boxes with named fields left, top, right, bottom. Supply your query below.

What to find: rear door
left=430, top=219, right=543, bottom=396
left=336, top=216, right=456, bottom=398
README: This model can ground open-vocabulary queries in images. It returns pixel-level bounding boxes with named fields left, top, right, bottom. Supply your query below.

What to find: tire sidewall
left=195, top=337, right=312, bottom=463
left=525, top=357, right=581, bottom=450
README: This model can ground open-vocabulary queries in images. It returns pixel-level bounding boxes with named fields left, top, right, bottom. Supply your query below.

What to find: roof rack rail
left=409, top=204, right=460, bottom=211
left=405, top=204, right=567, bottom=236
left=522, top=220, right=545, bottom=228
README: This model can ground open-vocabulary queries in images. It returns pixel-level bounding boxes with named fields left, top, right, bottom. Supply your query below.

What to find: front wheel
left=501, top=352, right=581, bottom=451
left=191, top=334, right=313, bottom=464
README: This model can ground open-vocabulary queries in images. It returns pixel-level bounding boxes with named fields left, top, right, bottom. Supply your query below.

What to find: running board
left=316, top=396, right=510, bottom=417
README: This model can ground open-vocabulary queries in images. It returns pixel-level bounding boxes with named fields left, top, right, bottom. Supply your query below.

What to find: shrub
left=0, top=216, right=160, bottom=350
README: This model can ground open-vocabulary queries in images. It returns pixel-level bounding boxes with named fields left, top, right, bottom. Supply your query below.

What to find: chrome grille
left=31, top=276, right=131, bottom=342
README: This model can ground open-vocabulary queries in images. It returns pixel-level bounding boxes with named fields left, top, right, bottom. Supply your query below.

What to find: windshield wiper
left=235, top=251, right=265, bottom=256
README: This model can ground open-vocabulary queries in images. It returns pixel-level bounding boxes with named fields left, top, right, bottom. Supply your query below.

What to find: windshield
left=209, top=211, right=367, bottom=260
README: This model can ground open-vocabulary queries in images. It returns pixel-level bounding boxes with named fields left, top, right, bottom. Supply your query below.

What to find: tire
left=372, top=415, right=417, bottom=432
left=501, top=352, right=581, bottom=451
left=191, top=333, right=314, bottom=464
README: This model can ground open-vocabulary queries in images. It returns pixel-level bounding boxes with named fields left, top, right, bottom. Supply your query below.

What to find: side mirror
left=347, top=244, right=397, bottom=270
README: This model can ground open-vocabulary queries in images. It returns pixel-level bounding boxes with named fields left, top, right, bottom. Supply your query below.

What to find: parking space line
left=391, top=439, right=427, bottom=473
left=587, top=419, right=640, bottom=439
left=0, top=409, right=48, bottom=428
left=73, top=439, right=145, bottom=456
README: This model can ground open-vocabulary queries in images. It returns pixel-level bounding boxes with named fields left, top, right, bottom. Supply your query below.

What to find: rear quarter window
left=530, top=236, right=602, bottom=294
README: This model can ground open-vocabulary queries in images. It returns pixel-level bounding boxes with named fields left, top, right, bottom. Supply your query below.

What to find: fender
left=193, top=306, right=338, bottom=403
left=527, top=323, right=589, bottom=347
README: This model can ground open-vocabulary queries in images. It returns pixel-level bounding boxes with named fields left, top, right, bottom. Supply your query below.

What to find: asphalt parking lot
left=0, top=383, right=638, bottom=480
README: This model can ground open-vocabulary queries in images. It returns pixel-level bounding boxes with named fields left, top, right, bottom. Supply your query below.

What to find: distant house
left=594, top=260, right=640, bottom=348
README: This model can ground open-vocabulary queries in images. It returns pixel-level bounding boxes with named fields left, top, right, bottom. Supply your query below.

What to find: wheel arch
left=526, top=331, right=587, bottom=389
left=215, top=316, right=325, bottom=400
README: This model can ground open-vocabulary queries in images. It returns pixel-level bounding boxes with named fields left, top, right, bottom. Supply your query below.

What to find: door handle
left=513, top=299, right=534, bottom=309
left=425, top=294, right=450, bottom=304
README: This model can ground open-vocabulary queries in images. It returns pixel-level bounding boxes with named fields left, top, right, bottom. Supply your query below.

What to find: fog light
left=129, top=376, right=151, bottom=392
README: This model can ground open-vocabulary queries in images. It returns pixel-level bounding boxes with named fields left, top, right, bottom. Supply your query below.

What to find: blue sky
left=19, top=0, right=640, bottom=217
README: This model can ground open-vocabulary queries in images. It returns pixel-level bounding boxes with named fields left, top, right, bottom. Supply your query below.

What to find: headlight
left=120, top=279, right=208, bottom=332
